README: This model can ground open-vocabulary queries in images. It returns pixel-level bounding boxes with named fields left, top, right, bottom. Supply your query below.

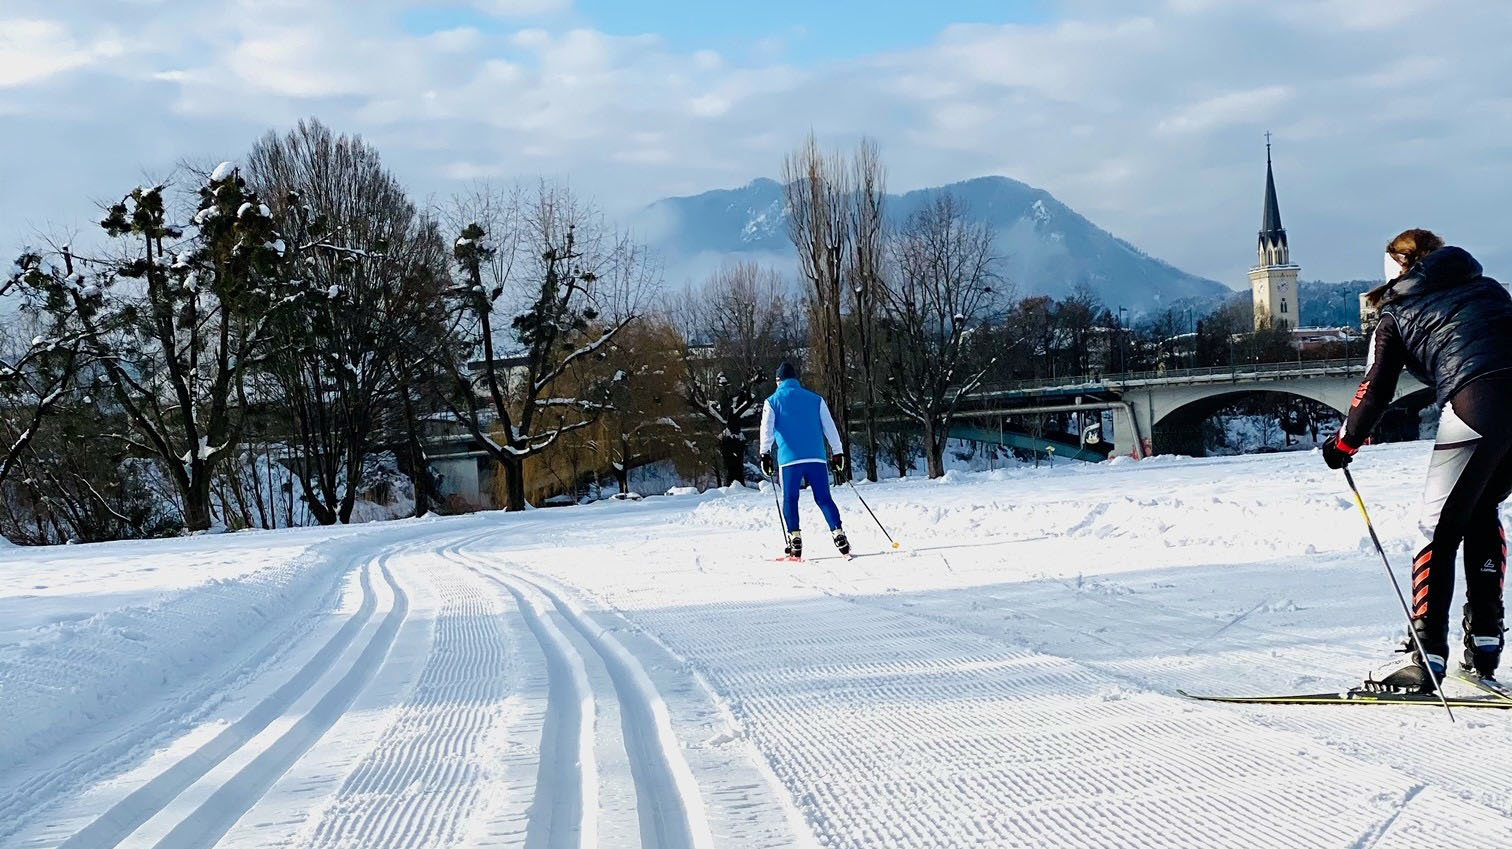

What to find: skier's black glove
left=760, top=453, right=776, bottom=477
left=829, top=454, right=846, bottom=475
left=1321, top=434, right=1356, bottom=470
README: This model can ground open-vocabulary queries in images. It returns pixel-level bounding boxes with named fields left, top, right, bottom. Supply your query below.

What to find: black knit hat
left=775, top=362, right=798, bottom=381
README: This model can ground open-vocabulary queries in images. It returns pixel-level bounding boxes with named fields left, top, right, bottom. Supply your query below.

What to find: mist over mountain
left=635, top=175, right=1235, bottom=315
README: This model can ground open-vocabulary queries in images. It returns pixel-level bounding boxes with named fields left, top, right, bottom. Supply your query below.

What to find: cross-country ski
left=1177, top=689, right=1512, bottom=709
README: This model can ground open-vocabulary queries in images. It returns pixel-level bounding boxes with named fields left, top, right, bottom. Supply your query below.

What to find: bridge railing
left=969, top=356, right=1368, bottom=397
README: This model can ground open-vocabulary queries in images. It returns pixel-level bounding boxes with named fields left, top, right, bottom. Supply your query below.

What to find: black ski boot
left=832, top=528, right=850, bottom=556
left=1363, top=637, right=1447, bottom=694
left=786, top=530, right=803, bottom=560
left=1462, top=604, right=1505, bottom=679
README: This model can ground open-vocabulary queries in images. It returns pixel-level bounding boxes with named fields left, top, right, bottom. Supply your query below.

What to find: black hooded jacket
left=1341, top=246, right=1512, bottom=446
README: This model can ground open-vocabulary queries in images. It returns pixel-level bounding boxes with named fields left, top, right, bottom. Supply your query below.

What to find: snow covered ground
left=5, top=442, right=1512, bottom=848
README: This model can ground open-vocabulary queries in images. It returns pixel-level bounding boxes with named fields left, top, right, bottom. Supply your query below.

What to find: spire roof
left=1260, top=138, right=1284, bottom=236
left=1255, top=135, right=1290, bottom=268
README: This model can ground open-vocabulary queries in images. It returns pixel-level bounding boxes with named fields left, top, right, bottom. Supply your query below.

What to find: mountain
left=635, top=175, right=1234, bottom=315
left=1300, top=280, right=1373, bottom=328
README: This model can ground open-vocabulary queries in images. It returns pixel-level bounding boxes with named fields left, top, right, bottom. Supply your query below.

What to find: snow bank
left=685, top=442, right=1446, bottom=567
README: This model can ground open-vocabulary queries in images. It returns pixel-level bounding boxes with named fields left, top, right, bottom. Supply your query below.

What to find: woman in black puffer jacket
left=1323, top=229, right=1512, bottom=693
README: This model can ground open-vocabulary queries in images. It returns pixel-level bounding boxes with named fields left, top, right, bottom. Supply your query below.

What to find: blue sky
left=402, top=1, right=1051, bottom=63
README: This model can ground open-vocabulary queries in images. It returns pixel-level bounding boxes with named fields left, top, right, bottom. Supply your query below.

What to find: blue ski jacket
left=760, top=378, right=844, bottom=467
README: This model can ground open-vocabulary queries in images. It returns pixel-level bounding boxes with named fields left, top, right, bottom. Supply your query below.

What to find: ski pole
left=1343, top=467, right=1454, bottom=723
left=771, top=472, right=788, bottom=544
left=847, top=480, right=900, bottom=550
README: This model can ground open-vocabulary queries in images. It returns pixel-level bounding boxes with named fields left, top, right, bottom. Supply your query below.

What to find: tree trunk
left=923, top=421, right=945, bottom=479
left=858, top=295, right=879, bottom=482
left=338, top=483, right=358, bottom=524
left=396, top=368, right=435, bottom=518
left=184, top=468, right=216, bottom=533
left=719, top=429, right=747, bottom=485
left=503, top=454, right=527, bottom=511
left=827, top=269, right=851, bottom=484
left=892, top=431, right=909, bottom=478
left=294, top=463, right=338, bottom=525
left=862, top=398, right=879, bottom=482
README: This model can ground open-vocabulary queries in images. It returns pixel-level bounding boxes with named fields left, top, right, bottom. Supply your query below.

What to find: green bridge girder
left=945, top=423, right=1112, bottom=463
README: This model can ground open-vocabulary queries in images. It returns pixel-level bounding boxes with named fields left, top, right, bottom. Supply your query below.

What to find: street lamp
left=1118, top=305, right=1129, bottom=373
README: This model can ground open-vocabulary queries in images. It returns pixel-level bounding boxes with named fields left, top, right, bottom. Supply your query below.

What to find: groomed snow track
left=11, top=446, right=1512, bottom=849
left=44, top=541, right=418, bottom=849
left=8, top=518, right=767, bottom=849
left=465, top=557, right=715, bottom=849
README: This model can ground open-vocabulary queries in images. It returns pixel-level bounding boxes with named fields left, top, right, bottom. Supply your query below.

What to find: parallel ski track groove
left=140, top=552, right=410, bottom=849
left=0, top=556, right=352, bottom=847
left=468, top=562, right=598, bottom=849
left=300, top=534, right=514, bottom=849
left=515, top=572, right=716, bottom=849
left=52, top=557, right=388, bottom=849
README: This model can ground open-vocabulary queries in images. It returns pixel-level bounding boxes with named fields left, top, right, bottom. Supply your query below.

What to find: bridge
left=947, top=357, right=1431, bottom=459
left=425, top=358, right=1435, bottom=507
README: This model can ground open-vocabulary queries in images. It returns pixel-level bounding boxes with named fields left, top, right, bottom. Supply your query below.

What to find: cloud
left=1157, top=86, right=1293, bottom=136
left=475, top=0, right=571, bottom=16
left=0, top=18, right=124, bottom=88
left=2, top=0, right=1512, bottom=290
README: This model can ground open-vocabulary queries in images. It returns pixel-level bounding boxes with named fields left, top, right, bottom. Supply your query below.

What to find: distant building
left=1290, top=325, right=1361, bottom=354
left=1359, top=292, right=1378, bottom=331
left=1249, top=139, right=1300, bottom=330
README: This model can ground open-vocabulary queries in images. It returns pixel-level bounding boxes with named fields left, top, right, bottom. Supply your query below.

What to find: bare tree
left=878, top=194, right=1002, bottom=478
left=442, top=181, right=655, bottom=511
left=246, top=120, right=451, bottom=524
left=1056, top=284, right=1103, bottom=377
left=674, top=262, right=796, bottom=484
left=849, top=138, right=885, bottom=481
left=782, top=134, right=853, bottom=477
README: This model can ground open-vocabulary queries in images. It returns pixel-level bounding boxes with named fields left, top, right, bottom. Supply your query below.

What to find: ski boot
left=1462, top=604, right=1504, bottom=679
left=832, top=528, right=850, bottom=557
left=1362, top=638, right=1447, bottom=694
left=784, top=530, right=803, bottom=561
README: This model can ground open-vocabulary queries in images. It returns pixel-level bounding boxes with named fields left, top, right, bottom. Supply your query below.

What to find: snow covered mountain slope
left=637, top=176, right=1232, bottom=314
left=5, top=443, right=1512, bottom=848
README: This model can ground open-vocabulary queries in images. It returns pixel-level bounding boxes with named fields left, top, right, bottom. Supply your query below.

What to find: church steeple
left=1248, top=134, right=1300, bottom=330
left=1258, top=135, right=1290, bottom=267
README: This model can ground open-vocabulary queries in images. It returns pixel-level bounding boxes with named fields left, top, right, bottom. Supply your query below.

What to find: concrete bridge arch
left=1114, top=372, right=1429, bottom=458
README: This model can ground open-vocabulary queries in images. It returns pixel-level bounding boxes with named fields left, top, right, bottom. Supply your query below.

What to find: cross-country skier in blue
left=759, top=362, right=849, bottom=560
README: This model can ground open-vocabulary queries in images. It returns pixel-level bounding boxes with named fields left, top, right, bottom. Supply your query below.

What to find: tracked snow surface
left=4, top=442, right=1512, bottom=848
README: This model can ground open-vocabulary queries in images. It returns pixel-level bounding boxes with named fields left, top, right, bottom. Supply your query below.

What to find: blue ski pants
left=781, top=462, right=842, bottom=533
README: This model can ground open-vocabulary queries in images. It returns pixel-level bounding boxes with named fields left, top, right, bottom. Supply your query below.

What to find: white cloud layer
left=3, top=0, right=1511, bottom=288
